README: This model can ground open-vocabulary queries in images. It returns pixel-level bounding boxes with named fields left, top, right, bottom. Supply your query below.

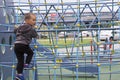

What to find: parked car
left=67, top=32, right=78, bottom=37
left=99, top=30, right=120, bottom=41
left=58, top=32, right=68, bottom=38
left=77, top=31, right=96, bottom=37
left=82, top=31, right=90, bottom=37
left=39, top=34, right=48, bottom=39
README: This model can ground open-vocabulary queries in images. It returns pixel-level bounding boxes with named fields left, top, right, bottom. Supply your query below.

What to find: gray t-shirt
left=14, top=24, right=38, bottom=45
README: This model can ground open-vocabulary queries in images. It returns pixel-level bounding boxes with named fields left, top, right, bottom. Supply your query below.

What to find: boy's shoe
left=24, top=64, right=33, bottom=70
left=16, top=74, right=24, bottom=80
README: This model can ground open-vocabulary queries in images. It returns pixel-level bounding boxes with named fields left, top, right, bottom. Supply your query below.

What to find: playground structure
left=1, top=0, right=120, bottom=80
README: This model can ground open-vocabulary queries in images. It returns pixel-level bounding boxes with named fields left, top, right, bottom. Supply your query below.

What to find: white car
left=99, top=30, right=120, bottom=41
left=82, top=31, right=90, bottom=37
left=77, top=31, right=96, bottom=37
left=58, top=32, right=68, bottom=38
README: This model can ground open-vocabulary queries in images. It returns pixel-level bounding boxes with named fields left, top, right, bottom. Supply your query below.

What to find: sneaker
left=16, top=74, right=24, bottom=80
left=24, top=64, right=33, bottom=70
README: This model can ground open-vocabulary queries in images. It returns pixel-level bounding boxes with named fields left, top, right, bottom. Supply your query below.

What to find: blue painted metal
left=0, top=0, right=15, bottom=79
left=34, top=42, right=98, bottom=74
left=1, top=0, right=120, bottom=80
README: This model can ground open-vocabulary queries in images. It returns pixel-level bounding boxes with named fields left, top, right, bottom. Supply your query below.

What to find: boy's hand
left=14, top=25, right=19, bottom=28
left=34, top=26, right=38, bottom=29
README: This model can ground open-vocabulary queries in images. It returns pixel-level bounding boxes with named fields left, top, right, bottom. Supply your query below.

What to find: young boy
left=14, top=13, right=39, bottom=80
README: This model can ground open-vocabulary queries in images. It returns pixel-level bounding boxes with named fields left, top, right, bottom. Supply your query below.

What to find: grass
left=38, top=37, right=92, bottom=46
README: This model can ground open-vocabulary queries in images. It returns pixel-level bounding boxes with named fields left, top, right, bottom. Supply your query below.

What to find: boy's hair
left=24, top=13, right=35, bottom=20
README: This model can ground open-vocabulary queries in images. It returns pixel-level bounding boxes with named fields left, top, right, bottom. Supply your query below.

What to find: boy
left=14, top=13, right=38, bottom=80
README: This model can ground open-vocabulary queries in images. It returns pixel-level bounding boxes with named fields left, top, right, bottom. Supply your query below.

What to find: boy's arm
left=14, top=28, right=18, bottom=34
left=14, top=25, right=19, bottom=34
left=32, top=29, right=39, bottom=39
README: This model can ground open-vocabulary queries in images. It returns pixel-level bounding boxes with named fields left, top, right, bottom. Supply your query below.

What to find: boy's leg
left=24, top=46, right=34, bottom=69
left=16, top=52, right=24, bottom=73
left=25, top=46, right=34, bottom=64
left=14, top=44, right=25, bottom=74
left=14, top=44, right=25, bottom=80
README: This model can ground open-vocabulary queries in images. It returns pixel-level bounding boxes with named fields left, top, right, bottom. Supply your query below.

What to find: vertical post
left=90, top=40, right=93, bottom=64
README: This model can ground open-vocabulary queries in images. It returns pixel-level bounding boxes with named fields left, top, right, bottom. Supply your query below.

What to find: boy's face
left=25, top=14, right=36, bottom=26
